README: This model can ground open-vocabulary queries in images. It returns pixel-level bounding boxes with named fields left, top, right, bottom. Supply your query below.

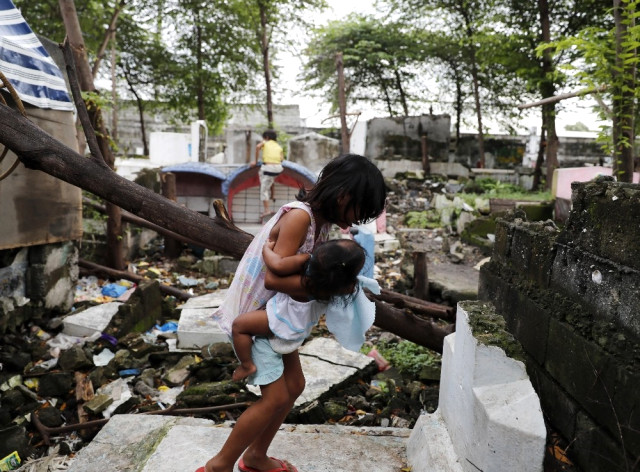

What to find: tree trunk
left=458, top=7, right=485, bottom=168
left=613, top=0, right=635, bottom=183
left=196, top=21, right=205, bottom=122
left=259, top=2, right=274, bottom=129
left=59, top=0, right=125, bottom=270
left=469, top=56, right=485, bottom=168
left=0, top=104, right=452, bottom=352
left=110, top=30, right=117, bottom=143
left=91, top=0, right=126, bottom=79
left=454, top=73, right=463, bottom=147
left=538, top=0, right=559, bottom=190
left=532, top=120, right=546, bottom=191
left=335, top=52, right=350, bottom=154
left=393, top=66, right=409, bottom=116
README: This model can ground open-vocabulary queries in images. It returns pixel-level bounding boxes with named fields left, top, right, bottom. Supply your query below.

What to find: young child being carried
left=231, top=237, right=366, bottom=381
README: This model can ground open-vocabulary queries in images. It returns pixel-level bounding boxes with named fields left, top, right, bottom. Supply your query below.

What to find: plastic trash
left=177, top=275, right=200, bottom=287
left=119, top=368, right=141, bottom=377
left=0, top=375, right=22, bottom=392
left=0, top=451, right=20, bottom=471
left=99, top=333, right=118, bottom=346
left=153, top=321, right=179, bottom=333
left=366, top=348, right=390, bottom=371
left=31, top=326, right=51, bottom=340
left=93, top=349, right=115, bottom=367
left=47, top=332, right=100, bottom=351
left=156, top=385, right=184, bottom=405
left=96, top=378, right=132, bottom=419
left=101, top=283, right=128, bottom=298
left=23, top=378, right=39, bottom=390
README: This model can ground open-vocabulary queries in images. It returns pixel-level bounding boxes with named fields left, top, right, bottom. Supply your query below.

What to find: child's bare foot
left=232, top=362, right=257, bottom=381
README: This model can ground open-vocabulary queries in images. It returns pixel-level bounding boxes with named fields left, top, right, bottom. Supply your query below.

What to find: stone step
left=66, top=414, right=410, bottom=472
left=176, top=290, right=228, bottom=349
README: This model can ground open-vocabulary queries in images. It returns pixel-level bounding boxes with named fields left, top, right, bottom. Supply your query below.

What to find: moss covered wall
left=478, top=180, right=640, bottom=472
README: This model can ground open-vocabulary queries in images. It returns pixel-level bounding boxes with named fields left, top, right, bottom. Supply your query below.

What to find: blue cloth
left=325, top=275, right=380, bottom=352
left=0, top=0, right=73, bottom=110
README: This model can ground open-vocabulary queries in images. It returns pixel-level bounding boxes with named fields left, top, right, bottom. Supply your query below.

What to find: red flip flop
left=237, top=457, right=297, bottom=472
left=195, top=468, right=205, bottom=472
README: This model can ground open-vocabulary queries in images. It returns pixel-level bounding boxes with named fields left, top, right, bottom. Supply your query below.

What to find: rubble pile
left=0, top=272, right=441, bottom=470
left=0, top=173, right=489, bottom=469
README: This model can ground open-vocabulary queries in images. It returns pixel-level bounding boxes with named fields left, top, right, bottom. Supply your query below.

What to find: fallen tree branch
left=371, top=299, right=454, bottom=354
left=0, top=103, right=453, bottom=351
left=32, top=401, right=252, bottom=446
left=83, top=196, right=211, bottom=250
left=377, top=288, right=455, bottom=322
left=0, top=104, right=253, bottom=259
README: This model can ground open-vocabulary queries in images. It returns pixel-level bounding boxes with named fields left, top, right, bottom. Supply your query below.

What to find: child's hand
left=264, top=239, right=276, bottom=251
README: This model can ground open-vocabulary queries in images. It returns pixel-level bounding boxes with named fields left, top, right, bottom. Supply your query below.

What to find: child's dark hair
left=302, top=239, right=365, bottom=302
left=297, top=154, right=387, bottom=226
left=262, top=129, right=277, bottom=140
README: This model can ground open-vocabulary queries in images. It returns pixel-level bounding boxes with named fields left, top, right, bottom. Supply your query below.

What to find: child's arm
left=252, top=141, right=265, bottom=166
left=262, top=239, right=310, bottom=276
left=263, top=209, right=312, bottom=299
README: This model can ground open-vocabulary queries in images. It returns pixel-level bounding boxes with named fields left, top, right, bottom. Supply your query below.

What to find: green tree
left=116, top=13, right=173, bottom=155
left=385, top=0, right=503, bottom=166
left=503, top=0, right=612, bottom=187
left=162, top=0, right=261, bottom=134
left=242, top=0, right=326, bottom=129
left=547, top=1, right=637, bottom=182
left=302, top=14, right=426, bottom=117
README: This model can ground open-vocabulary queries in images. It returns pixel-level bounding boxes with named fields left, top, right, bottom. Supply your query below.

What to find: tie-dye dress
left=212, top=201, right=330, bottom=336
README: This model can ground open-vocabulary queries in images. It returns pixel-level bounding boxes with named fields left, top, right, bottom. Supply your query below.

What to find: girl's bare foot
left=232, top=362, right=257, bottom=381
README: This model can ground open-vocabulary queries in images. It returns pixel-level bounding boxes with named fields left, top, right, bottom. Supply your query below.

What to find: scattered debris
left=4, top=173, right=576, bottom=469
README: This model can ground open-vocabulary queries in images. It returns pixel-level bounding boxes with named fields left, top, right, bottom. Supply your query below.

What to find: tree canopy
left=10, top=0, right=638, bottom=175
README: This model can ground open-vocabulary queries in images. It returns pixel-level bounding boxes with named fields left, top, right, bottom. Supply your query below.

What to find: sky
left=275, top=0, right=606, bottom=135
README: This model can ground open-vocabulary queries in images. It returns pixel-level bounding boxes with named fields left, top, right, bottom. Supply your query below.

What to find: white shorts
left=259, top=164, right=283, bottom=202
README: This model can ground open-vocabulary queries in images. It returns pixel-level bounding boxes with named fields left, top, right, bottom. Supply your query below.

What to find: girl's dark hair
left=297, top=154, right=387, bottom=225
left=302, top=239, right=365, bottom=302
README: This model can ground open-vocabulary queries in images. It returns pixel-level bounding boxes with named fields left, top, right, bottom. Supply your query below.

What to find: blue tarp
left=162, top=161, right=227, bottom=181
left=0, top=0, right=73, bottom=111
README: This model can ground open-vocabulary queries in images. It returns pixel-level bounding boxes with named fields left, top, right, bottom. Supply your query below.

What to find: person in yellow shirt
left=253, top=129, right=284, bottom=218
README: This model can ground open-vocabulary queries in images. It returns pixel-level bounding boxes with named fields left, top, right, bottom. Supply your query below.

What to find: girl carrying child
left=196, top=154, right=386, bottom=472
left=231, top=237, right=373, bottom=381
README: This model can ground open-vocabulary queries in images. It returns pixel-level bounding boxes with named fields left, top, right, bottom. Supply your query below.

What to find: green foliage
left=564, top=122, right=590, bottom=132
left=461, top=178, right=551, bottom=202
left=472, top=177, right=523, bottom=194
left=363, top=340, right=441, bottom=378
left=405, top=210, right=441, bottom=229
left=302, top=14, right=427, bottom=116
left=540, top=2, right=636, bottom=178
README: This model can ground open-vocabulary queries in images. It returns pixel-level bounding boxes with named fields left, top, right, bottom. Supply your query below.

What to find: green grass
left=363, top=340, right=441, bottom=377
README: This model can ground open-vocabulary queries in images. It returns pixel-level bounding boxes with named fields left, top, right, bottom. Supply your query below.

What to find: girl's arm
left=264, top=209, right=311, bottom=299
left=262, top=239, right=310, bottom=276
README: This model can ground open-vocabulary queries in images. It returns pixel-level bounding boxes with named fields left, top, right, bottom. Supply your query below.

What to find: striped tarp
left=0, top=0, right=73, bottom=110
